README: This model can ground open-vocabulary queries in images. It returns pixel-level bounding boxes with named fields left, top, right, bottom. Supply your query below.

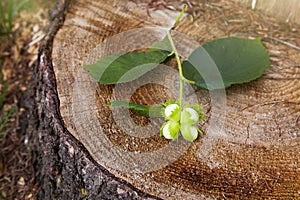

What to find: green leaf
left=149, top=35, right=173, bottom=53
left=108, top=101, right=164, bottom=118
left=82, top=54, right=120, bottom=81
left=182, top=37, right=270, bottom=90
left=83, top=50, right=170, bottom=84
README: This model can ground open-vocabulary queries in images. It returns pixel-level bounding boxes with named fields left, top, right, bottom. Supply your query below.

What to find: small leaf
left=149, top=35, right=173, bottom=53
left=182, top=37, right=270, bottom=90
left=83, top=50, right=170, bottom=84
left=108, top=101, right=163, bottom=118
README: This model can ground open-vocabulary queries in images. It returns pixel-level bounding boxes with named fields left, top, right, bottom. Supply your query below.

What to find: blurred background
left=234, top=0, right=300, bottom=25
left=0, top=0, right=54, bottom=199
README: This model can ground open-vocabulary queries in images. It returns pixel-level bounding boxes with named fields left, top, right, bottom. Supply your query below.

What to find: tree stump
left=27, top=0, right=299, bottom=199
left=233, top=0, right=300, bottom=25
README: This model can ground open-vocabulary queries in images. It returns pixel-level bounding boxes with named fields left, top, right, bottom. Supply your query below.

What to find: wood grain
left=52, top=0, right=299, bottom=199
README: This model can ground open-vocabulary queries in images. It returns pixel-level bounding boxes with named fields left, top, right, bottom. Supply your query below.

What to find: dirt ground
left=0, top=1, right=53, bottom=199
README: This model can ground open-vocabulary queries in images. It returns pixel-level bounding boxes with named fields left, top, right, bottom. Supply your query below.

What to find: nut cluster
left=160, top=101, right=205, bottom=142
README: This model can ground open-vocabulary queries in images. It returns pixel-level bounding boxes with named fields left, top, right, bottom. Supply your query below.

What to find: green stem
left=167, top=4, right=195, bottom=108
left=167, top=32, right=194, bottom=108
left=172, top=4, right=187, bottom=29
left=167, top=32, right=183, bottom=107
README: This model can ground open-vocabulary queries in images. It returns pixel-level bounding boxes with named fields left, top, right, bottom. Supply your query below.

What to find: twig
left=266, top=36, right=300, bottom=51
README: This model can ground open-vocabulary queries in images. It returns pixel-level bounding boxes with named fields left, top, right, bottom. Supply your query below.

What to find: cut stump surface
left=35, top=0, right=300, bottom=199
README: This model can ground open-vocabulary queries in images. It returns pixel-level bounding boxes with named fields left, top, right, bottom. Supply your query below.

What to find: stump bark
left=25, top=0, right=299, bottom=199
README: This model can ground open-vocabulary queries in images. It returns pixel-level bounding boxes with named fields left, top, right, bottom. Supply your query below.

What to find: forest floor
left=0, top=1, right=54, bottom=199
